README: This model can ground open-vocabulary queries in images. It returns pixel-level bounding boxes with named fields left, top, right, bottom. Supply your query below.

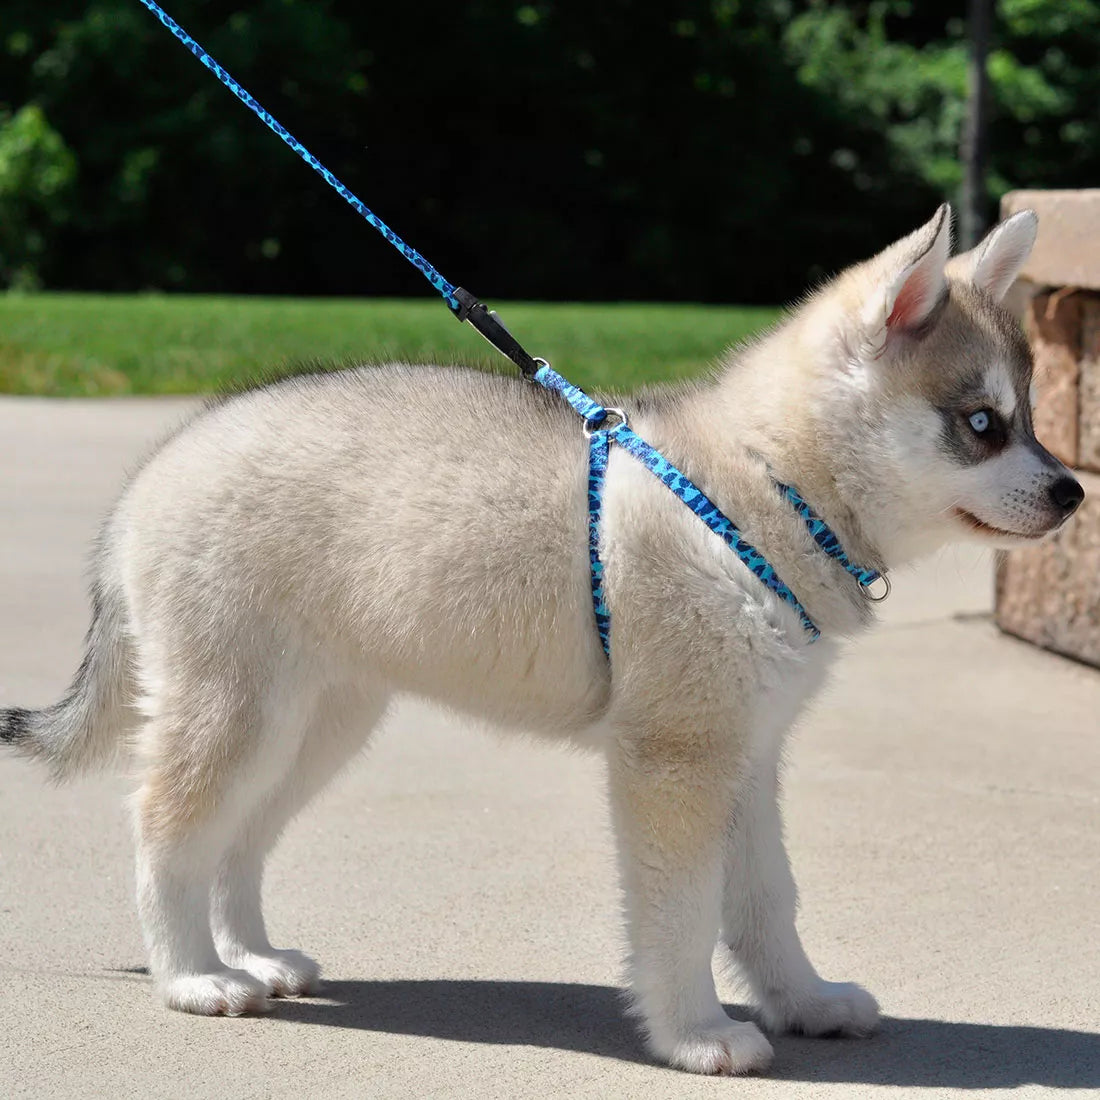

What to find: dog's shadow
left=271, top=978, right=1100, bottom=1088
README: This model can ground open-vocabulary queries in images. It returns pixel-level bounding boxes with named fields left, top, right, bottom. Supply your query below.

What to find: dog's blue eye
left=968, top=409, right=991, bottom=434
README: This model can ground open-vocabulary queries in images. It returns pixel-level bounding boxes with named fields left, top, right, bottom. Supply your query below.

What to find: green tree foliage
left=0, top=104, right=77, bottom=289
left=0, top=1, right=1095, bottom=300
left=781, top=0, right=1100, bottom=205
left=3, top=0, right=364, bottom=293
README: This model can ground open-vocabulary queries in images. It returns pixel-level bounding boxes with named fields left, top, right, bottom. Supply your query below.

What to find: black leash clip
left=452, top=288, right=540, bottom=380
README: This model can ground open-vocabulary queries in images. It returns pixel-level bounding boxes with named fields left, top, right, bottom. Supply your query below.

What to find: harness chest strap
left=533, top=363, right=885, bottom=657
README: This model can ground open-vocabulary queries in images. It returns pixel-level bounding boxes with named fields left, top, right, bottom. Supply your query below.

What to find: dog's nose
left=1049, top=475, right=1085, bottom=516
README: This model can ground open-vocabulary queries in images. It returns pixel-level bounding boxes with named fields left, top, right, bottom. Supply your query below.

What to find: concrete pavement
left=1, top=397, right=1098, bottom=1099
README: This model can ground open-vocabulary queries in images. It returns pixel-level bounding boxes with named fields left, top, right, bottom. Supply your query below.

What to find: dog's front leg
left=721, top=751, right=879, bottom=1037
left=607, top=724, right=774, bottom=1075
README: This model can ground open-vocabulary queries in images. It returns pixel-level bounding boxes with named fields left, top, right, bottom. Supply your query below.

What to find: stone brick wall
left=1080, top=302, right=1100, bottom=472
left=994, top=283, right=1100, bottom=667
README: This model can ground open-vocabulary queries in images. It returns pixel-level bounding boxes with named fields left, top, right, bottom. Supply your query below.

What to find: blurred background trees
left=0, top=0, right=1095, bottom=301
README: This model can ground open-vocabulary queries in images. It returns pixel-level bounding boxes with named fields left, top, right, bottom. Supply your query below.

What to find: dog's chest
left=747, top=639, right=836, bottom=769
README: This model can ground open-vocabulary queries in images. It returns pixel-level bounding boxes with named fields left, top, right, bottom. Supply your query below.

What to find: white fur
left=947, top=210, right=1039, bottom=303
left=985, top=363, right=1017, bottom=421
left=6, top=205, right=1082, bottom=1075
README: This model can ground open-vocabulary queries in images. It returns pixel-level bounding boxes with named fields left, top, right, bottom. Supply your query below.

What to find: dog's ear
left=944, top=209, right=1037, bottom=302
left=860, top=204, right=952, bottom=357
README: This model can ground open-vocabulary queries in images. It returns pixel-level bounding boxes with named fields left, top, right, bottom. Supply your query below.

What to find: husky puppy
left=1, top=206, right=1083, bottom=1075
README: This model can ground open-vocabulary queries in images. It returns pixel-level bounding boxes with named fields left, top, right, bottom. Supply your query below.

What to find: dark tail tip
left=0, top=707, right=33, bottom=744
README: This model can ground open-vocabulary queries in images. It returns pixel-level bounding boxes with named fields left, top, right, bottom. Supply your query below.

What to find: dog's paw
left=161, top=969, right=272, bottom=1016
left=651, top=1019, right=774, bottom=1076
left=236, top=949, right=321, bottom=997
left=760, top=980, right=879, bottom=1038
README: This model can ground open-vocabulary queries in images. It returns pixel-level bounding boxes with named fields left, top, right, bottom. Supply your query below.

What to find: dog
left=1, top=204, right=1083, bottom=1075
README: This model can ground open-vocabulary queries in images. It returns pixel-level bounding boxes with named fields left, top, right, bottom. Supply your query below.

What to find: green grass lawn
left=0, top=293, right=783, bottom=396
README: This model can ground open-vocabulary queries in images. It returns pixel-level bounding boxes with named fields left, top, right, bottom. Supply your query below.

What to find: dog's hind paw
left=653, top=1019, right=774, bottom=1076
left=760, top=980, right=879, bottom=1038
left=236, top=949, right=321, bottom=997
left=161, top=970, right=272, bottom=1016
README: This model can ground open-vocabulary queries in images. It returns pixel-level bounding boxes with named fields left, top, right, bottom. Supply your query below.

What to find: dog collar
left=534, top=363, right=887, bottom=657
left=772, top=482, right=890, bottom=599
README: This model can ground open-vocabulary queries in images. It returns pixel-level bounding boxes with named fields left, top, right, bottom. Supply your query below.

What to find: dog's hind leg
left=134, top=721, right=272, bottom=1014
left=132, top=658, right=335, bottom=1016
left=209, top=682, right=387, bottom=997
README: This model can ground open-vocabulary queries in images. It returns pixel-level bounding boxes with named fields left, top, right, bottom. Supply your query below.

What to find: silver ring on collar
left=860, top=573, right=891, bottom=602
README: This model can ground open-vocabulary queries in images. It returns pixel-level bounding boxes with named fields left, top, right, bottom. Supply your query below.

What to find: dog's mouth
left=953, top=508, right=1048, bottom=541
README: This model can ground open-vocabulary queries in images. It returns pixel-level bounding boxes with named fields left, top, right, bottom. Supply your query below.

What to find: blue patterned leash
left=135, top=0, right=540, bottom=377
left=138, top=0, right=886, bottom=655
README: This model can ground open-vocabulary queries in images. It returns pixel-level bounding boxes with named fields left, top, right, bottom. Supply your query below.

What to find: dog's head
left=817, top=204, right=1083, bottom=562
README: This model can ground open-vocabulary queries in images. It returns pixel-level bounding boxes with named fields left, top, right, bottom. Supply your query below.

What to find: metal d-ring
left=584, top=406, right=629, bottom=438
left=860, top=573, right=892, bottom=602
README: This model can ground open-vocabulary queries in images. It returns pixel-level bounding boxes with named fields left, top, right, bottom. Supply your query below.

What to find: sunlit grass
left=0, top=293, right=783, bottom=396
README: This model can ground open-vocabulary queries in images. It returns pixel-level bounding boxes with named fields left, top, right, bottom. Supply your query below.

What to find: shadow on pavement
left=272, top=978, right=1100, bottom=1089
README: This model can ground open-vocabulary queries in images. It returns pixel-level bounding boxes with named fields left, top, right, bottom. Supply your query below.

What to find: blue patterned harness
left=138, top=0, right=886, bottom=657
left=534, top=363, right=884, bottom=656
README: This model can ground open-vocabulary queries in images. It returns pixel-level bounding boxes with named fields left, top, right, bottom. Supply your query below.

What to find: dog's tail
left=1, top=580, right=133, bottom=781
